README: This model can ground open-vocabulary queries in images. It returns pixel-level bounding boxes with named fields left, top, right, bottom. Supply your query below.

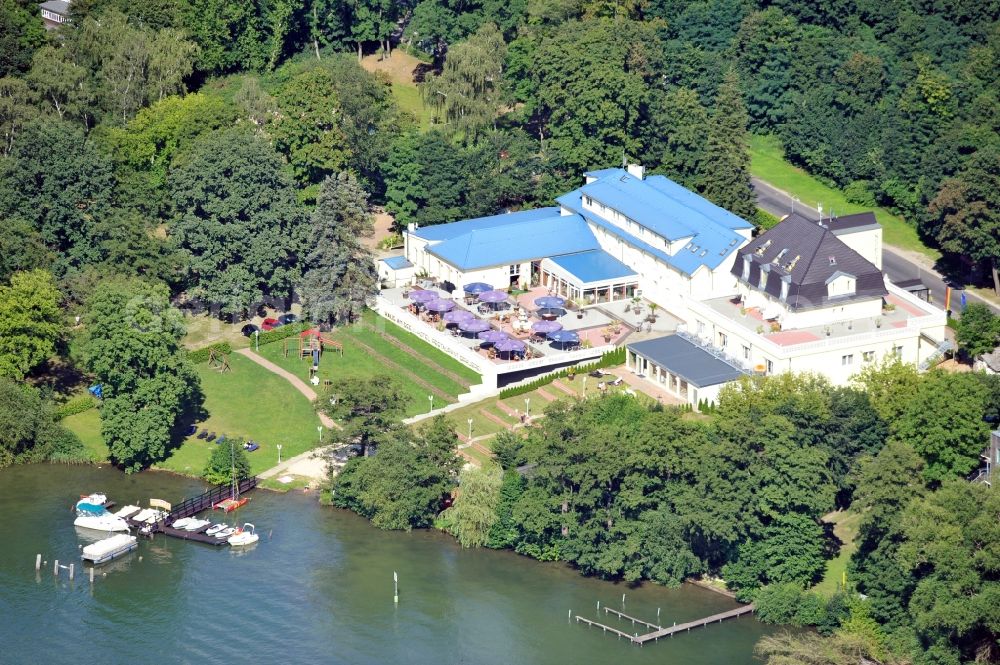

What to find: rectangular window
left=584, top=196, right=592, bottom=206
left=718, top=332, right=728, bottom=348
left=509, top=264, right=520, bottom=276
left=742, top=345, right=750, bottom=360
left=765, top=359, right=773, bottom=374
left=893, top=346, right=903, bottom=358
left=842, top=354, right=854, bottom=366
left=697, top=321, right=705, bottom=335
left=758, top=269, right=768, bottom=290
left=863, top=351, right=874, bottom=363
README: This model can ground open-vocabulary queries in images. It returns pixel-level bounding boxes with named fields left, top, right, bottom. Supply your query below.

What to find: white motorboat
left=213, top=527, right=236, bottom=539
left=81, top=533, right=137, bottom=564
left=75, top=497, right=129, bottom=532
left=227, top=523, right=259, bottom=546
left=131, top=508, right=166, bottom=524
left=205, top=523, right=227, bottom=536
left=182, top=519, right=211, bottom=532
left=171, top=517, right=196, bottom=529
left=114, top=505, right=141, bottom=519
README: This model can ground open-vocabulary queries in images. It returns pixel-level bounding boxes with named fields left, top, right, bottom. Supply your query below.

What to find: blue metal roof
left=548, top=250, right=637, bottom=285
left=627, top=335, right=748, bottom=388
left=584, top=167, right=624, bottom=180
left=426, top=213, right=598, bottom=270
left=557, top=180, right=746, bottom=276
left=643, top=176, right=753, bottom=231
left=380, top=256, right=413, bottom=270
left=412, top=207, right=560, bottom=242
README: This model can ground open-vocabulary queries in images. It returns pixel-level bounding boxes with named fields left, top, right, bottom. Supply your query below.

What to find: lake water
left=0, top=464, right=773, bottom=664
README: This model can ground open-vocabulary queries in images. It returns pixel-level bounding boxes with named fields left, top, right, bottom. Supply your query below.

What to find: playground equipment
left=207, top=348, right=231, bottom=372
left=284, top=329, right=344, bottom=359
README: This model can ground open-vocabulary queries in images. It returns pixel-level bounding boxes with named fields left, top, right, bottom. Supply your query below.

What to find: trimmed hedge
left=498, top=347, right=626, bottom=399
left=256, top=321, right=312, bottom=346
left=188, top=341, right=233, bottom=363
left=55, top=394, right=97, bottom=419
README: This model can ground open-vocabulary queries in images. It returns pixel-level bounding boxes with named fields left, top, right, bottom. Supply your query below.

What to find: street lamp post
left=317, top=426, right=323, bottom=443
left=524, top=398, right=530, bottom=419
left=428, top=394, right=434, bottom=413
left=467, top=418, right=473, bottom=442
left=254, top=329, right=259, bottom=352
left=277, top=444, right=282, bottom=464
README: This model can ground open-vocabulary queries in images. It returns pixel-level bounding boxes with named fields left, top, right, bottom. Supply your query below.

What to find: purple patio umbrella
left=477, top=330, right=509, bottom=343
left=408, top=289, right=437, bottom=303
left=458, top=319, right=491, bottom=333
left=463, top=282, right=493, bottom=295
left=534, top=296, right=566, bottom=308
left=477, top=290, right=509, bottom=304
left=425, top=298, right=456, bottom=312
left=494, top=338, right=526, bottom=354
left=531, top=320, right=563, bottom=334
left=443, top=309, right=475, bottom=323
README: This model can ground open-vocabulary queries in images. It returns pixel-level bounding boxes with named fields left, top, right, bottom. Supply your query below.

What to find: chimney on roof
left=626, top=163, right=645, bottom=180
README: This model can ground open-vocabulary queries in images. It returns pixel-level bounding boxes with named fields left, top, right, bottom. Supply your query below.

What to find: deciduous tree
left=0, top=269, right=62, bottom=380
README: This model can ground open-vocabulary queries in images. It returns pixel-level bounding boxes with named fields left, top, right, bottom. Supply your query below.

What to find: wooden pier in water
left=126, top=477, right=258, bottom=546
left=575, top=603, right=755, bottom=645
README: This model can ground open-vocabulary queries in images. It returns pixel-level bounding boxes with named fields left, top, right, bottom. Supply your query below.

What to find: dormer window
left=780, top=278, right=789, bottom=301
left=828, top=256, right=836, bottom=266
left=742, top=256, right=750, bottom=281
left=775, top=248, right=789, bottom=264
left=755, top=239, right=772, bottom=256
left=758, top=267, right=768, bottom=290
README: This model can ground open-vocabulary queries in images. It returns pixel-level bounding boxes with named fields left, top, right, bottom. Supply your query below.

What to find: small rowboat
left=212, top=497, right=248, bottom=513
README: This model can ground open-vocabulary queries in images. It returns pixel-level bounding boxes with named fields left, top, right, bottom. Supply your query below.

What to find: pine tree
left=702, top=69, right=757, bottom=220
left=300, top=172, right=378, bottom=325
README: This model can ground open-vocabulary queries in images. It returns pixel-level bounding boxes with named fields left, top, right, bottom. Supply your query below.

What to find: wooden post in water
left=53, top=559, right=58, bottom=576
left=35, top=554, right=41, bottom=571
left=393, top=571, right=398, bottom=604
left=89, top=566, right=95, bottom=584
left=68, top=564, right=74, bottom=581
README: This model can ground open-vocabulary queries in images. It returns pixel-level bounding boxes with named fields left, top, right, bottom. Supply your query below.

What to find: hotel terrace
left=377, top=166, right=948, bottom=406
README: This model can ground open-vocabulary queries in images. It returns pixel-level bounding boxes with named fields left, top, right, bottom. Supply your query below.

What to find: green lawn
left=157, top=352, right=323, bottom=477
left=251, top=313, right=481, bottom=417
left=62, top=408, right=109, bottom=462
left=391, top=81, right=434, bottom=131
left=749, top=135, right=940, bottom=260
left=814, top=509, right=862, bottom=596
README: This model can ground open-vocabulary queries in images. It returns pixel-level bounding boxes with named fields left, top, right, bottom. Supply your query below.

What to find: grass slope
left=157, top=352, right=322, bottom=477
left=814, top=509, right=862, bottom=596
left=749, top=135, right=940, bottom=260
left=62, top=408, right=109, bottom=462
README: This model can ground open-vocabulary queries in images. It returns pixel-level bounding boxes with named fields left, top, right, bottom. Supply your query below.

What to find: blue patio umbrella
left=477, top=330, right=509, bottom=343
left=408, top=289, right=437, bottom=303
left=531, top=320, right=563, bottom=334
left=534, top=296, right=566, bottom=308
left=425, top=298, right=456, bottom=312
left=458, top=319, right=491, bottom=333
left=443, top=309, right=475, bottom=323
left=536, top=307, right=566, bottom=319
left=463, top=282, right=493, bottom=295
left=547, top=330, right=580, bottom=347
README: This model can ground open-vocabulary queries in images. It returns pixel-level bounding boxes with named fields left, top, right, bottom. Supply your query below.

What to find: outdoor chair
left=196, top=430, right=207, bottom=439
left=610, top=377, right=624, bottom=386
left=206, top=432, right=216, bottom=441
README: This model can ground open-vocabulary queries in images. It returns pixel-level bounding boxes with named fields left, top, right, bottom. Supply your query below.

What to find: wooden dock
left=125, top=477, right=258, bottom=545
left=604, top=606, right=661, bottom=630
left=632, top=604, right=755, bottom=644
left=574, top=616, right=635, bottom=640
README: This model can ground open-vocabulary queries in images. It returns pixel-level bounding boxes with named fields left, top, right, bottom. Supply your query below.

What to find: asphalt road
left=752, top=177, right=999, bottom=315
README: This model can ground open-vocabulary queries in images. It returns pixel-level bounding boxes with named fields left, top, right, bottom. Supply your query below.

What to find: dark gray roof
left=732, top=213, right=887, bottom=310
left=826, top=212, right=878, bottom=233
left=627, top=335, right=747, bottom=388
left=39, top=0, right=70, bottom=14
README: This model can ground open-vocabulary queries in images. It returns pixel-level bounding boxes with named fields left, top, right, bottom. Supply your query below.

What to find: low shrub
left=256, top=322, right=311, bottom=346
left=187, top=341, right=233, bottom=364
left=55, top=394, right=97, bottom=419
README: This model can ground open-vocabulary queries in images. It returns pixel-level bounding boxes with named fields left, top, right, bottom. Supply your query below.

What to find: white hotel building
left=386, top=166, right=947, bottom=404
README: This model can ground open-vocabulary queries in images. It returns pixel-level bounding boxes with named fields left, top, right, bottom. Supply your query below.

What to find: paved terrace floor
left=703, top=293, right=931, bottom=346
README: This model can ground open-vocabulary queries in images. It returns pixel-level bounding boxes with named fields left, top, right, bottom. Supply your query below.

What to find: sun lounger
left=216, top=434, right=226, bottom=445
left=196, top=429, right=207, bottom=439
left=609, top=377, right=624, bottom=386
left=206, top=432, right=216, bottom=441
left=244, top=442, right=260, bottom=452
left=185, top=424, right=197, bottom=437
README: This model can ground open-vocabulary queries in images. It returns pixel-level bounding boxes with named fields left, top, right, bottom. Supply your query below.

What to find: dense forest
left=333, top=365, right=1000, bottom=665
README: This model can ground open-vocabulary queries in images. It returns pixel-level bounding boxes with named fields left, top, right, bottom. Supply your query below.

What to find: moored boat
left=74, top=499, right=129, bottom=532
left=81, top=533, right=138, bottom=564
left=228, top=523, right=259, bottom=547
left=182, top=519, right=211, bottom=532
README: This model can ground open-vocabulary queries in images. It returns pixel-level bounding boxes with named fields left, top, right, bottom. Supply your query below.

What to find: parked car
left=241, top=324, right=260, bottom=337
left=277, top=313, right=298, bottom=325
left=261, top=317, right=282, bottom=331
